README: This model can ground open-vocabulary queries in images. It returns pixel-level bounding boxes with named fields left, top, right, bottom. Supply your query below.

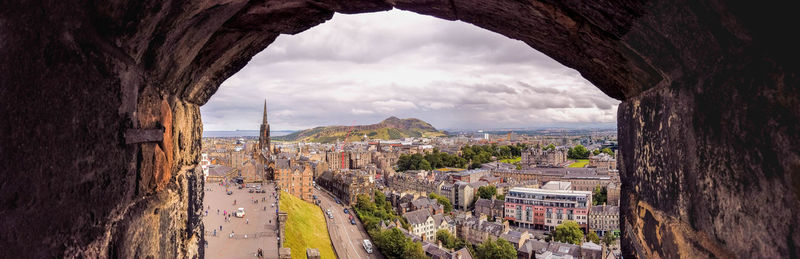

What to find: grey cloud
left=200, top=10, right=619, bottom=131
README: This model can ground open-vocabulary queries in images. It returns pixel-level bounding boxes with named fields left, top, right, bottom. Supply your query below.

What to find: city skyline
left=201, top=9, right=620, bottom=131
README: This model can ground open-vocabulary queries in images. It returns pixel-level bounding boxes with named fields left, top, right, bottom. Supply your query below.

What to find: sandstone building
left=520, top=147, right=568, bottom=168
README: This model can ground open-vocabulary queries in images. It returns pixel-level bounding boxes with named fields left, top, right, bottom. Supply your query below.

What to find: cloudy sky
left=200, top=9, right=619, bottom=131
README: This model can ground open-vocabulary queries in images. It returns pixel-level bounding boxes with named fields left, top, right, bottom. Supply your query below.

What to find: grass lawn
left=279, top=191, right=336, bottom=259
left=568, top=159, right=590, bottom=168
left=499, top=157, right=521, bottom=164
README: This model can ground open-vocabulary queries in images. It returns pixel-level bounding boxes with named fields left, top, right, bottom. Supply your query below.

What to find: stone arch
left=0, top=0, right=798, bottom=258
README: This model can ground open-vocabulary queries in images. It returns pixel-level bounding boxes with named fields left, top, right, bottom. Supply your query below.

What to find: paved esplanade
left=203, top=181, right=279, bottom=259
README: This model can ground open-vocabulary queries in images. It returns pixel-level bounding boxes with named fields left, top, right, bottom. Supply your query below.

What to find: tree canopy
left=567, top=145, right=591, bottom=159
left=435, top=230, right=469, bottom=250
left=602, top=233, right=617, bottom=247
left=592, top=185, right=607, bottom=205
left=428, top=192, right=453, bottom=213
left=397, top=151, right=468, bottom=171
left=372, top=228, right=427, bottom=259
left=587, top=232, right=601, bottom=244
left=476, top=237, right=517, bottom=259
left=552, top=221, right=584, bottom=245
left=476, top=185, right=497, bottom=200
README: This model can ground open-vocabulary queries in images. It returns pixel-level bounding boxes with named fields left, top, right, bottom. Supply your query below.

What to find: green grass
left=279, top=191, right=336, bottom=259
left=568, top=159, right=590, bottom=168
left=499, top=157, right=521, bottom=164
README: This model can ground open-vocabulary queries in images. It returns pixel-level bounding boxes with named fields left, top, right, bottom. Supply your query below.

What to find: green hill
left=274, top=116, right=444, bottom=143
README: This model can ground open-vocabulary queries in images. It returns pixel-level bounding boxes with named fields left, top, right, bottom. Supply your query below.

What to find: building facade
left=503, top=187, right=592, bottom=232
left=316, top=170, right=375, bottom=205
left=274, top=159, right=313, bottom=201
left=520, top=147, right=568, bottom=168
left=589, top=204, right=619, bottom=236
left=404, top=209, right=456, bottom=241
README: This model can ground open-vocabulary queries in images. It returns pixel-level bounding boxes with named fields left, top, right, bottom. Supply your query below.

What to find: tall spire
left=262, top=99, right=268, bottom=124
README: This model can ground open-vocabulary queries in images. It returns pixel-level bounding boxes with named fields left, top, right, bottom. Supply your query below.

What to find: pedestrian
left=220, top=225, right=222, bottom=231
left=246, top=219, right=249, bottom=224
left=217, top=209, right=219, bottom=214
left=213, top=229, right=216, bottom=236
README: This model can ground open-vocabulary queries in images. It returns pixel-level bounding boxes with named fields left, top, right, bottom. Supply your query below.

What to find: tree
left=543, top=143, right=556, bottom=151
left=429, top=193, right=453, bottom=213
left=587, top=231, right=601, bottom=244
left=436, top=230, right=457, bottom=248
left=419, top=159, right=432, bottom=171
left=356, top=194, right=376, bottom=213
left=403, top=241, right=428, bottom=259
left=476, top=237, right=517, bottom=259
left=602, top=233, right=617, bottom=247
left=592, top=185, right=607, bottom=205
left=593, top=149, right=601, bottom=156
left=552, top=221, right=584, bottom=245
left=496, top=194, right=505, bottom=201
left=375, top=228, right=411, bottom=259
left=477, top=185, right=497, bottom=200
left=568, top=145, right=590, bottom=159
left=600, top=148, right=614, bottom=156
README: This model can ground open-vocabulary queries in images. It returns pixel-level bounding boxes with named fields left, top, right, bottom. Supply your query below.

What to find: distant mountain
left=274, top=116, right=444, bottom=143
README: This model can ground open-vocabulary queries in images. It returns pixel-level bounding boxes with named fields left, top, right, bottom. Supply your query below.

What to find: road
left=314, top=188, right=384, bottom=259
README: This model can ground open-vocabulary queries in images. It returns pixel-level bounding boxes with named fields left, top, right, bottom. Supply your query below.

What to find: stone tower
left=259, top=99, right=270, bottom=154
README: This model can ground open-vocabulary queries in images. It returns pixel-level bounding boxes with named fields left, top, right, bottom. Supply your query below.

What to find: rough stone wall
left=1, top=0, right=798, bottom=258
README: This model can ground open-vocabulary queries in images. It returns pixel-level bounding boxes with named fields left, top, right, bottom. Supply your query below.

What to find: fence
left=205, top=230, right=273, bottom=240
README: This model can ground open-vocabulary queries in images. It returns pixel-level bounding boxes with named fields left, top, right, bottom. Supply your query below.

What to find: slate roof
left=411, top=198, right=437, bottom=208
left=547, top=242, right=581, bottom=257
left=500, top=230, right=524, bottom=244
left=207, top=165, right=234, bottom=176
left=519, top=238, right=548, bottom=255
left=404, top=209, right=433, bottom=225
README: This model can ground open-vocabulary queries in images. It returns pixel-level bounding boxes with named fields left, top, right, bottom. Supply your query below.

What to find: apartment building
left=503, top=187, right=592, bottom=232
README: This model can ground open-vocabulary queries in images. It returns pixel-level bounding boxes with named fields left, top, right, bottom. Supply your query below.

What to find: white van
left=362, top=239, right=373, bottom=254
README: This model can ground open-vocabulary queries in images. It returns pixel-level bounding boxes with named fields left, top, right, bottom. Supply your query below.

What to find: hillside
left=274, top=116, right=444, bottom=143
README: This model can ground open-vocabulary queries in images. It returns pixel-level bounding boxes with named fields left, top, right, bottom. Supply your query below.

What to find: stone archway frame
left=2, top=0, right=798, bottom=258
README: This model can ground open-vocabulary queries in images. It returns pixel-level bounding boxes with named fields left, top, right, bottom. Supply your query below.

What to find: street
left=314, top=188, right=384, bottom=259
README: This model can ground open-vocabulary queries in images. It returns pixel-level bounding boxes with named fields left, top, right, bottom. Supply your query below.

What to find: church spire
left=262, top=99, right=268, bottom=124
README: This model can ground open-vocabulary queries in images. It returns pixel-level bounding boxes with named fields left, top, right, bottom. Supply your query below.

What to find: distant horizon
left=203, top=121, right=618, bottom=133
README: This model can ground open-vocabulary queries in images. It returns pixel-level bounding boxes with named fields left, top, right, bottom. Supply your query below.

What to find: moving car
left=226, top=191, right=233, bottom=195
left=234, top=208, right=245, bottom=218
left=362, top=239, right=373, bottom=254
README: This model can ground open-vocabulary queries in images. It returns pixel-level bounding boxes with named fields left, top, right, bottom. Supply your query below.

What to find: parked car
left=350, top=218, right=356, bottom=225
left=328, top=213, right=333, bottom=219
left=248, top=189, right=254, bottom=193
left=234, top=208, right=245, bottom=218
left=362, top=239, right=373, bottom=254
left=335, top=198, right=341, bottom=204
left=343, top=208, right=349, bottom=214
left=226, top=191, right=233, bottom=195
